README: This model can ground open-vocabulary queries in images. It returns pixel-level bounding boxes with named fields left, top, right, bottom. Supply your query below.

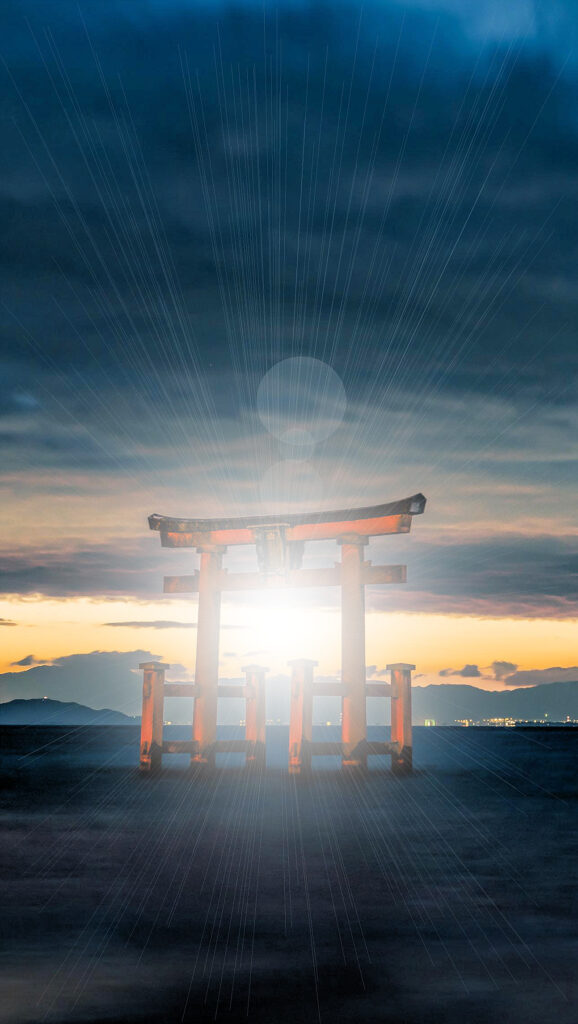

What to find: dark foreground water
left=1, top=725, right=577, bottom=1024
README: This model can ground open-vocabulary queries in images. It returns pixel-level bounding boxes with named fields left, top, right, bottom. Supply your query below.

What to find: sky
left=1, top=0, right=578, bottom=708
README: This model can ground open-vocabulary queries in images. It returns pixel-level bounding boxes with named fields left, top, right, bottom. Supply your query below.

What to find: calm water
left=1, top=725, right=577, bottom=1024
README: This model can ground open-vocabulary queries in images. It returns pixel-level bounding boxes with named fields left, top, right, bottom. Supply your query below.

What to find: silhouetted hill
left=413, top=680, right=578, bottom=724
left=2, top=683, right=578, bottom=728
left=0, top=699, right=135, bottom=725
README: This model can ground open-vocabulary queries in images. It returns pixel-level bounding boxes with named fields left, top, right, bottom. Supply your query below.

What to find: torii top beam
left=148, top=493, right=426, bottom=548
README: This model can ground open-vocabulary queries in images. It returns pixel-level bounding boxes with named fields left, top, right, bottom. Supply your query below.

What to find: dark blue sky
left=1, top=0, right=578, bottom=625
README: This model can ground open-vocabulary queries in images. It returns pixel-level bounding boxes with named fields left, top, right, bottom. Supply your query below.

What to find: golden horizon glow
left=1, top=596, right=577, bottom=692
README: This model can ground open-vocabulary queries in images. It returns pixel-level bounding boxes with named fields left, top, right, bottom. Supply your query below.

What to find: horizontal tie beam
left=365, top=683, right=391, bottom=698
left=366, top=741, right=396, bottom=756
left=214, top=739, right=251, bottom=753
left=313, top=683, right=346, bottom=698
left=164, top=683, right=197, bottom=697
left=162, top=740, right=198, bottom=754
left=309, top=741, right=344, bottom=756
left=164, top=563, right=406, bottom=594
left=218, top=685, right=246, bottom=699
left=163, top=684, right=246, bottom=698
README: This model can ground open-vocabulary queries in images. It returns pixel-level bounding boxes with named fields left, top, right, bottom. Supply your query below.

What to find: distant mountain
left=2, top=682, right=578, bottom=728
left=413, top=680, right=578, bottom=724
left=0, top=699, right=136, bottom=725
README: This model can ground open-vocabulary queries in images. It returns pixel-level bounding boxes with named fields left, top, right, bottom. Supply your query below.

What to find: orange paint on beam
left=287, top=513, right=412, bottom=543
left=159, top=514, right=412, bottom=549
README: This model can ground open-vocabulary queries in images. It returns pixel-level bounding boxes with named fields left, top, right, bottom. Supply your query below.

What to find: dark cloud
left=2, top=0, right=577, bottom=432
left=105, top=620, right=195, bottom=630
left=0, top=542, right=167, bottom=598
left=10, top=654, right=52, bottom=666
left=1, top=0, right=577, bottom=625
left=492, top=659, right=518, bottom=680
left=2, top=529, right=577, bottom=622
left=104, top=620, right=244, bottom=630
left=439, top=665, right=481, bottom=678
left=370, top=533, right=578, bottom=619
left=500, top=666, right=578, bottom=687
left=0, top=618, right=17, bottom=626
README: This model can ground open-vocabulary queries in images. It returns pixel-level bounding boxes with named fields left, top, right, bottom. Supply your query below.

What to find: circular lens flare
left=257, top=357, right=346, bottom=445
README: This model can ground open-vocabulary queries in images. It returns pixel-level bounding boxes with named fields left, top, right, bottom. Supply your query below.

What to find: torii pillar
left=191, top=545, right=224, bottom=767
left=244, top=664, right=267, bottom=769
left=388, top=663, right=415, bottom=773
left=139, top=661, right=167, bottom=772
left=288, top=659, right=316, bottom=775
left=340, top=535, right=368, bottom=769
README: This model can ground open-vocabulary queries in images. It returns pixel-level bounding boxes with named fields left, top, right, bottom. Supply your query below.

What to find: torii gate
left=139, top=492, right=426, bottom=773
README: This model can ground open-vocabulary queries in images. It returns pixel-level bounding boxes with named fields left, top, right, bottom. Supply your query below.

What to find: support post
left=139, top=662, right=167, bottom=772
left=340, top=535, right=368, bottom=769
left=388, top=663, right=415, bottom=773
left=288, top=659, right=316, bottom=775
left=243, top=664, right=267, bottom=769
left=191, top=546, right=225, bottom=767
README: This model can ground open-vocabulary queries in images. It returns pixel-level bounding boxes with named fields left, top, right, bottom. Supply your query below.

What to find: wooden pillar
left=139, top=661, right=167, bottom=772
left=288, top=659, right=316, bottom=775
left=388, top=662, right=415, bottom=773
left=340, top=535, right=368, bottom=769
left=191, top=545, right=225, bottom=767
left=244, top=664, right=267, bottom=768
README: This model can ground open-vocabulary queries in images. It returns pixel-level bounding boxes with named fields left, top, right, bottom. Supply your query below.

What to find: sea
left=1, top=724, right=577, bottom=1024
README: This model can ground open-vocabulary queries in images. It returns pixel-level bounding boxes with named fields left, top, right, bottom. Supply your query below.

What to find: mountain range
left=412, top=680, right=578, bottom=724
left=1, top=681, right=578, bottom=725
left=0, top=699, right=135, bottom=725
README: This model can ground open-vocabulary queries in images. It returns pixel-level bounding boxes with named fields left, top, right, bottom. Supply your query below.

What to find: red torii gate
left=139, top=492, right=426, bottom=773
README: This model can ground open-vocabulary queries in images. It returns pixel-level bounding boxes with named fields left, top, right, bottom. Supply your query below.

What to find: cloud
left=439, top=664, right=482, bottom=678
left=10, top=654, right=55, bottom=667
left=0, top=0, right=577, bottom=632
left=370, top=531, right=578, bottom=620
left=0, top=618, right=16, bottom=626
left=105, top=620, right=195, bottom=630
left=492, top=660, right=518, bottom=680
left=501, top=666, right=578, bottom=687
